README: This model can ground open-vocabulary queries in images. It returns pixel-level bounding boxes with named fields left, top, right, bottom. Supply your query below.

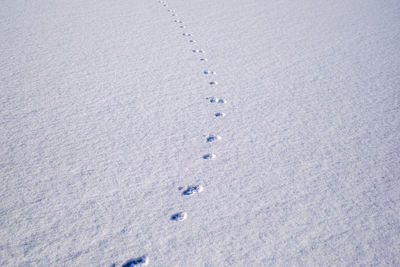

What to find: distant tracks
left=119, top=0, right=230, bottom=264
left=158, top=0, right=230, bottom=220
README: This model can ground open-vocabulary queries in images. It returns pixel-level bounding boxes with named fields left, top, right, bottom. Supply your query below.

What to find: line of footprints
left=163, top=1, right=227, bottom=220
left=118, top=1, right=228, bottom=266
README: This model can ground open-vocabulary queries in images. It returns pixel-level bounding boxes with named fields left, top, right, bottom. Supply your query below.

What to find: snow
left=1, top=0, right=400, bottom=266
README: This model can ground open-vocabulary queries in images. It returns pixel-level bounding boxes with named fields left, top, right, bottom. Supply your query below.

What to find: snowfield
left=1, top=0, right=400, bottom=266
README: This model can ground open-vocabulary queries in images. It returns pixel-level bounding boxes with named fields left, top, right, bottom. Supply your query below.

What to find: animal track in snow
left=204, top=70, right=216, bottom=75
left=189, top=40, right=197, bottom=43
left=203, top=153, right=216, bottom=160
left=182, top=185, right=204, bottom=196
left=182, top=33, right=192, bottom=36
left=171, top=212, right=187, bottom=221
left=206, top=135, right=221, bottom=143
left=207, top=97, right=226, bottom=103
left=215, top=112, right=226, bottom=117
left=200, top=58, right=208, bottom=61
left=193, top=49, right=205, bottom=53
left=180, top=25, right=185, bottom=28
left=121, top=256, right=149, bottom=267
left=209, top=81, right=218, bottom=85
left=174, top=20, right=183, bottom=23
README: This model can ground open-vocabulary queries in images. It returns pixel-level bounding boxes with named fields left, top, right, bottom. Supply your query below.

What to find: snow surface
left=1, top=0, right=400, bottom=266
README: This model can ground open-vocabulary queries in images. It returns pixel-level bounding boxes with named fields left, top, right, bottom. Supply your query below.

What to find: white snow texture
left=1, top=0, right=400, bottom=266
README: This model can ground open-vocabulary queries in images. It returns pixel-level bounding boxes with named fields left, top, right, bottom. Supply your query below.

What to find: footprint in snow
left=121, top=256, right=149, bottom=267
left=182, top=185, right=204, bottom=196
left=171, top=212, right=187, bottom=221
left=193, top=49, right=205, bottom=53
left=182, top=33, right=192, bottom=36
left=174, top=20, right=183, bottom=23
left=207, top=97, right=226, bottom=103
left=215, top=112, right=226, bottom=117
left=180, top=25, right=185, bottom=28
left=200, top=58, right=208, bottom=61
left=209, top=81, right=218, bottom=85
left=189, top=40, right=196, bottom=43
left=204, top=70, right=216, bottom=75
left=206, top=135, right=221, bottom=143
left=203, top=153, right=216, bottom=160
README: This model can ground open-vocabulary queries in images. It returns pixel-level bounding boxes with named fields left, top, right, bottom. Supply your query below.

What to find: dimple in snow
left=182, top=185, right=204, bottom=196
left=206, top=135, right=221, bottom=143
left=203, top=153, right=216, bottom=160
left=121, top=255, right=149, bottom=267
left=171, top=212, right=187, bottom=221
left=208, top=97, right=226, bottom=103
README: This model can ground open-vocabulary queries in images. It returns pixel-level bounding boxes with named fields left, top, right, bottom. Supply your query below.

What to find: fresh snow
left=1, top=0, right=400, bottom=266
